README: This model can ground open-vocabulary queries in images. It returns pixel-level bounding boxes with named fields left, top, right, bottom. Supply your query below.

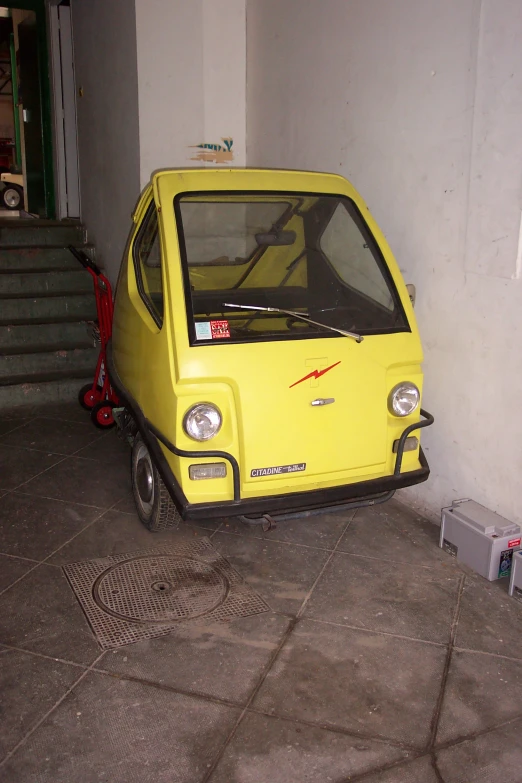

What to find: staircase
left=0, top=220, right=98, bottom=411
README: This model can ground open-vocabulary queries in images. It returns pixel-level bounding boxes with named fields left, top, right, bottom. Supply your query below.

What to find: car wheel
left=2, top=184, right=23, bottom=210
left=131, top=433, right=181, bottom=531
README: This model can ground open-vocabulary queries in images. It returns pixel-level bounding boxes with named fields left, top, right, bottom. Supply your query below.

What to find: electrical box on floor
left=440, top=500, right=521, bottom=581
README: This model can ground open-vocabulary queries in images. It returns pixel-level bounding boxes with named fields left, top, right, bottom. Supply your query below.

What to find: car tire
left=131, top=432, right=181, bottom=531
left=2, top=184, right=23, bottom=210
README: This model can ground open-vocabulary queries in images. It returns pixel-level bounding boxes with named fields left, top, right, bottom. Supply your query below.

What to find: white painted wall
left=135, top=0, right=246, bottom=187
left=71, top=0, right=140, bottom=282
left=247, top=0, right=522, bottom=524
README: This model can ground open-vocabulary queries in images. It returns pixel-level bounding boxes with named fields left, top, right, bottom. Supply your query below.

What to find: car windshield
left=175, top=192, right=409, bottom=344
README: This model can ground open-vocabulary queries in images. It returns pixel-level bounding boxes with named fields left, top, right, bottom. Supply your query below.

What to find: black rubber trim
left=146, top=420, right=241, bottom=501
left=107, top=340, right=433, bottom=522
left=68, top=245, right=101, bottom=276
left=393, top=409, right=434, bottom=475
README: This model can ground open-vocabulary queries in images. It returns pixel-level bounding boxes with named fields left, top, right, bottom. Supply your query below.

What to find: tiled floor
left=0, top=403, right=521, bottom=783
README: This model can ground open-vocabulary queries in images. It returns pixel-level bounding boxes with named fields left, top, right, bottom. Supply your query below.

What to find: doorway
left=0, top=1, right=53, bottom=217
left=0, top=0, right=80, bottom=220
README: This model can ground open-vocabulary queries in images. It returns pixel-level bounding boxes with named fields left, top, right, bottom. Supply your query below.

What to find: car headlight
left=183, top=403, right=222, bottom=441
left=388, top=382, right=420, bottom=417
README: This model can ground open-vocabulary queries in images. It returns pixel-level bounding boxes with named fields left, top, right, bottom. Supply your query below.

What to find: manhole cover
left=93, top=555, right=228, bottom=623
left=63, top=538, right=270, bottom=650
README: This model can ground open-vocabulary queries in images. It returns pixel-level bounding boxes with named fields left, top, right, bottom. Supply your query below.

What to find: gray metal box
left=440, top=499, right=521, bottom=581
left=508, top=550, right=522, bottom=600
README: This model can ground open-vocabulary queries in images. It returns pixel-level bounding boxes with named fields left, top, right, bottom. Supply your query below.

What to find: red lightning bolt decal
left=289, top=361, right=341, bottom=388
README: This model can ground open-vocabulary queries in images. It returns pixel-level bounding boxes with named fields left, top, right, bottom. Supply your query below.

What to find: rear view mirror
left=255, top=230, right=296, bottom=246
left=406, top=284, right=416, bottom=307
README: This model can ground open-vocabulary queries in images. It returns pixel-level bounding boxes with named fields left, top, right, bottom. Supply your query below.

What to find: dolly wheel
left=131, top=433, right=181, bottom=531
left=91, top=400, right=117, bottom=429
left=2, top=184, right=23, bottom=210
left=79, top=383, right=102, bottom=411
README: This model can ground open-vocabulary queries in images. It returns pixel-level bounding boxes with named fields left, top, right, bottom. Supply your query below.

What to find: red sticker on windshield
left=210, top=320, right=230, bottom=339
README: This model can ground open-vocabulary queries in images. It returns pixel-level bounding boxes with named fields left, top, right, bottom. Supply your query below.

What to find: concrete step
left=0, top=294, right=97, bottom=325
left=0, top=270, right=93, bottom=297
left=0, top=245, right=95, bottom=273
left=0, top=377, right=92, bottom=410
left=0, top=322, right=94, bottom=355
left=0, top=347, right=98, bottom=386
left=0, top=221, right=86, bottom=247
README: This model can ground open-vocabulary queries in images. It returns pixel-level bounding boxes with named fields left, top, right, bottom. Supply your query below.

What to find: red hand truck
left=69, top=246, right=120, bottom=429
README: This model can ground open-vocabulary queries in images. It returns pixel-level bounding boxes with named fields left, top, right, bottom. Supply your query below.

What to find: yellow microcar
left=108, top=168, right=433, bottom=531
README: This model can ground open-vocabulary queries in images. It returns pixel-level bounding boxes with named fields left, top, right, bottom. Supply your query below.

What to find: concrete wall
left=71, top=0, right=140, bottom=282
left=247, top=0, right=522, bottom=524
left=135, top=0, right=246, bottom=187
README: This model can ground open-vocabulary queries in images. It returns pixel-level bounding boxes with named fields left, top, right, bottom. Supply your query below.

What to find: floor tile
left=354, top=755, right=440, bottom=782
left=48, top=508, right=219, bottom=566
left=0, top=408, right=34, bottom=419
left=368, top=499, right=456, bottom=567
left=0, top=564, right=102, bottom=666
left=384, top=498, right=442, bottom=545
left=113, top=492, right=138, bottom=514
left=338, top=503, right=458, bottom=571
left=37, top=402, right=93, bottom=424
left=221, top=508, right=351, bottom=550
left=0, top=671, right=240, bottom=783
left=455, top=574, right=522, bottom=659
left=0, top=648, right=82, bottom=760
left=254, top=619, right=447, bottom=748
left=101, top=612, right=290, bottom=705
left=73, top=428, right=130, bottom=462
left=212, top=533, right=330, bottom=615
left=0, top=418, right=30, bottom=438
left=436, top=719, right=522, bottom=783
left=20, top=455, right=131, bottom=508
left=209, top=711, right=411, bottom=783
left=0, top=554, right=35, bottom=592
left=0, top=404, right=85, bottom=422
left=0, top=418, right=102, bottom=456
left=436, top=650, right=522, bottom=744
left=0, top=446, right=63, bottom=491
left=304, top=553, right=460, bottom=643
left=0, top=408, right=36, bottom=427
left=0, top=492, right=101, bottom=561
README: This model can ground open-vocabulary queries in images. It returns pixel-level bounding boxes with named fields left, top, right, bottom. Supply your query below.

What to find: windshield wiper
left=222, top=303, right=363, bottom=343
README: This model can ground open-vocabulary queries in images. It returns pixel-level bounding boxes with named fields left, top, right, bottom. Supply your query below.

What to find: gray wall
left=72, top=0, right=140, bottom=282
left=247, top=0, right=522, bottom=524
left=134, top=0, right=246, bottom=185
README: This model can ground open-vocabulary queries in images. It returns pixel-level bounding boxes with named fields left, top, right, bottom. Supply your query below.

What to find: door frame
left=3, top=0, right=55, bottom=218
left=48, top=2, right=80, bottom=219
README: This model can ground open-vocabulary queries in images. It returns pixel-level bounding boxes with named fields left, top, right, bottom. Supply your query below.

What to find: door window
left=319, top=202, right=394, bottom=310
left=134, top=204, right=163, bottom=325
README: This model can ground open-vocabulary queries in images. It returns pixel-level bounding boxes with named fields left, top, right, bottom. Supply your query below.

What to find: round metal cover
left=92, top=555, right=228, bottom=624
